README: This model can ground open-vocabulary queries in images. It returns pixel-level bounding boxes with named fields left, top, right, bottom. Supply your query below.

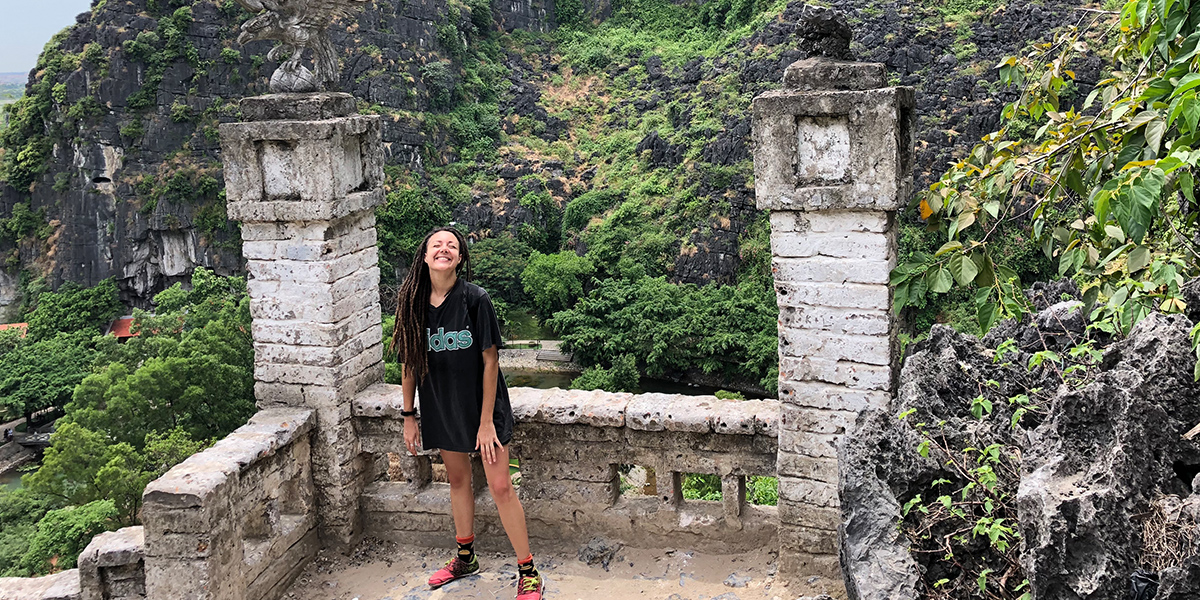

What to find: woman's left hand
left=476, top=421, right=501, bottom=465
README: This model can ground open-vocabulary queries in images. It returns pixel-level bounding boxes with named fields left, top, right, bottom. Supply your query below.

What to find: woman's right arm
left=402, top=367, right=420, bottom=455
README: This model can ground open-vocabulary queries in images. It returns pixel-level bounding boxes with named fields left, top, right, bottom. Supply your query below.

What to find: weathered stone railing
left=353, top=384, right=780, bottom=552
left=0, top=410, right=314, bottom=600
left=140, top=409, right=316, bottom=600
left=0, top=527, right=146, bottom=600
left=78, top=527, right=145, bottom=600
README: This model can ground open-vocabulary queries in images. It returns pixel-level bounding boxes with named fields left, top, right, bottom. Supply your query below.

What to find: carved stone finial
left=231, top=0, right=372, bottom=94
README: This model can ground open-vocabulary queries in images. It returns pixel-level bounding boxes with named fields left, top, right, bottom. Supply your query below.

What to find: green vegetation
left=894, top=0, right=1200, bottom=349
left=0, top=269, right=253, bottom=576
left=888, top=1, right=1200, bottom=596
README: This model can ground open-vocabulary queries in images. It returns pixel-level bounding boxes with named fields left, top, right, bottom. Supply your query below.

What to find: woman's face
left=424, top=231, right=462, bottom=274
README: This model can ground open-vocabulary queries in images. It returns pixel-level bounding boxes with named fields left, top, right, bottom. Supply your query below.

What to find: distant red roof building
left=105, top=316, right=138, bottom=341
left=0, top=323, right=28, bottom=338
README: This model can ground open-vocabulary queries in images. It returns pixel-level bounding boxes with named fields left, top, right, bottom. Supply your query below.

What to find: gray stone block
left=774, top=281, right=891, bottom=310
left=777, top=304, right=891, bottom=336
left=783, top=57, right=886, bottom=92
left=779, top=329, right=892, bottom=366
left=773, top=256, right=894, bottom=286
left=0, top=570, right=82, bottom=600
left=779, top=357, right=893, bottom=391
left=239, top=92, right=357, bottom=121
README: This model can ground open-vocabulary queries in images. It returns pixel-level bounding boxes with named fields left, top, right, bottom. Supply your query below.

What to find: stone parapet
left=354, top=385, right=780, bottom=553
left=141, top=409, right=316, bottom=600
left=0, top=571, right=81, bottom=600
left=753, top=56, right=911, bottom=586
left=78, top=527, right=145, bottom=600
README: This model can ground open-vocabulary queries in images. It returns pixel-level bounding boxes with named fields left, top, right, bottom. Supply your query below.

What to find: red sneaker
left=516, top=572, right=543, bottom=599
left=427, top=555, right=479, bottom=588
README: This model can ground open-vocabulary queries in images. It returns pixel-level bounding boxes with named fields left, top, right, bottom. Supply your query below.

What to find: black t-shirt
left=418, top=280, right=513, bottom=453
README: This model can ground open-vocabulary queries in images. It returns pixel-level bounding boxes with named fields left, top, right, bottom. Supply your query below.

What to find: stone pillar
left=221, top=93, right=386, bottom=550
left=752, top=58, right=914, bottom=581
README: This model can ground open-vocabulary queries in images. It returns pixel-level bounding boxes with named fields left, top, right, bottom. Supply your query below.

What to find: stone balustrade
left=140, top=408, right=317, bottom=600
left=78, top=527, right=145, bottom=600
left=353, top=384, right=780, bottom=553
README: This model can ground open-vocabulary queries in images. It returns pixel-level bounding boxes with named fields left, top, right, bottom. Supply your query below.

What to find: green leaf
left=949, top=253, right=979, bottom=287
left=894, top=280, right=910, bottom=314
left=978, top=301, right=1000, bottom=334
left=973, top=252, right=995, bottom=287
left=978, top=568, right=993, bottom=593
left=935, top=241, right=963, bottom=256
left=1126, top=109, right=1160, bottom=130
left=1123, top=169, right=1165, bottom=243
left=1180, top=170, right=1195, bottom=203
left=1129, top=245, right=1151, bottom=272
left=1138, top=79, right=1173, bottom=101
left=1171, top=73, right=1200, bottom=98
left=928, top=267, right=954, bottom=293
left=1146, top=118, right=1166, bottom=154
left=1185, top=96, right=1200, bottom=133
left=1105, top=225, right=1126, bottom=242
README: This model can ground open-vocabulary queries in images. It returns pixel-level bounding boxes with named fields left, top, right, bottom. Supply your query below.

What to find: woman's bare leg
left=482, top=444, right=531, bottom=558
left=440, top=450, right=475, bottom=539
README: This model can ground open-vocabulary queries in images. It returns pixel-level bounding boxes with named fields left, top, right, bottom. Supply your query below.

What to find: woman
left=391, top=227, right=543, bottom=600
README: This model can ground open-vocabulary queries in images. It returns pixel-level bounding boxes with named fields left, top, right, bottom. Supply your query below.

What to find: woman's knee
left=489, top=477, right=516, bottom=503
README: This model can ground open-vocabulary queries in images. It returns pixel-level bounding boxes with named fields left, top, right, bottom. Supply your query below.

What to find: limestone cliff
left=0, top=0, right=1091, bottom=308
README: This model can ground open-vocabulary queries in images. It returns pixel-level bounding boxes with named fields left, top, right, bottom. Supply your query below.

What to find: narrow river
left=0, top=469, right=22, bottom=491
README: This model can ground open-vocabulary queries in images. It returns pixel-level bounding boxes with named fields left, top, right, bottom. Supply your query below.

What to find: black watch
left=400, top=409, right=417, bottom=417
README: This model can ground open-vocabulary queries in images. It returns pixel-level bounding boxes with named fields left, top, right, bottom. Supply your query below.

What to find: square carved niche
left=795, top=116, right=851, bottom=185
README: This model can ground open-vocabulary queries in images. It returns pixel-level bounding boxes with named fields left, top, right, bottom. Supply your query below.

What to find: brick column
left=752, top=58, right=914, bottom=581
left=221, top=93, right=386, bottom=550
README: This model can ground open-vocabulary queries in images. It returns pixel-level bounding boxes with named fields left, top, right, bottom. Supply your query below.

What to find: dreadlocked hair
left=390, top=227, right=473, bottom=384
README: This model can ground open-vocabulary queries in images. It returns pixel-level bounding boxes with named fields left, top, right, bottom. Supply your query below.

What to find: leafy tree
left=0, top=331, right=95, bottom=420
left=24, top=278, right=122, bottom=342
left=68, top=315, right=254, bottom=447
left=570, top=353, right=639, bottom=392
left=24, top=423, right=210, bottom=526
left=580, top=200, right=675, bottom=280
left=562, top=189, right=621, bottom=234
left=375, top=187, right=451, bottom=283
left=550, top=276, right=778, bottom=390
left=893, top=0, right=1200, bottom=347
left=0, top=488, right=59, bottom=576
left=522, top=250, right=595, bottom=319
left=471, top=235, right=533, bottom=303
left=16, top=500, right=117, bottom=575
left=68, top=268, right=254, bottom=446
left=23, top=423, right=146, bottom=524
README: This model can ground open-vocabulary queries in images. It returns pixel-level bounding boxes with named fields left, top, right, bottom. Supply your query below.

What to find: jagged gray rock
left=839, top=323, right=1042, bottom=599
left=1018, top=313, right=1200, bottom=600
left=841, top=309, right=1200, bottom=600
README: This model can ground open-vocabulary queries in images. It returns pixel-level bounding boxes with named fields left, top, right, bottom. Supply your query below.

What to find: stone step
left=535, top=350, right=572, bottom=362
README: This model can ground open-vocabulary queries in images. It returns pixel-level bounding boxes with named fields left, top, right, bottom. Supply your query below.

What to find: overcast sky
left=0, top=0, right=95, bottom=73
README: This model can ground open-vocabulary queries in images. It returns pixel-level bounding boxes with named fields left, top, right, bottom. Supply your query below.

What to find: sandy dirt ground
left=283, top=538, right=843, bottom=600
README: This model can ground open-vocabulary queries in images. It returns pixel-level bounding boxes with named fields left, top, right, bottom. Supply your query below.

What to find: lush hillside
left=0, top=0, right=1095, bottom=390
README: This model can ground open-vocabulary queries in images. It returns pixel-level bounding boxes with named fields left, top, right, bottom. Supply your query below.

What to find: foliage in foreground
left=891, top=0, right=1200, bottom=596
left=893, top=0, right=1200, bottom=353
